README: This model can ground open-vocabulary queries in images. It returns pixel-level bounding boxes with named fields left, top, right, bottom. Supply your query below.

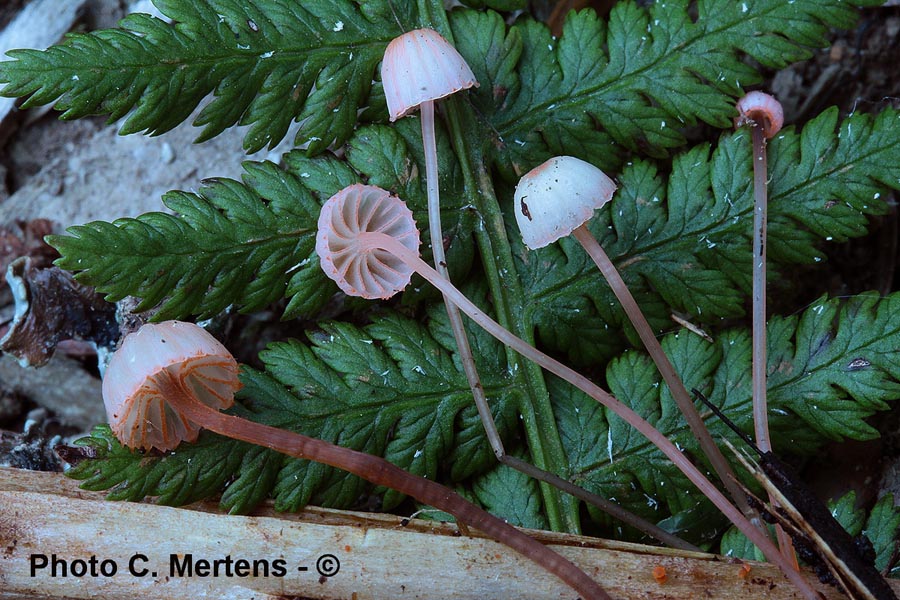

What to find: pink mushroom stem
left=151, top=365, right=610, bottom=600
left=420, top=99, right=506, bottom=458
left=570, top=225, right=754, bottom=521
left=361, top=230, right=822, bottom=600
left=750, top=123, right=771, bottom=455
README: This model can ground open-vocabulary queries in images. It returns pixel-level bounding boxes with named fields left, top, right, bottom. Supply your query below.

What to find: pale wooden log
left=0, top=467, right=892, bottom=599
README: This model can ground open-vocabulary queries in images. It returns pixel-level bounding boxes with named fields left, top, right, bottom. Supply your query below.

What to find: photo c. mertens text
left=29, top=553, right=293, bottom=578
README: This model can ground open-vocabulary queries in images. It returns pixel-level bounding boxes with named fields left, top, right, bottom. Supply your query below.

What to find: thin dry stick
left=153, top=369, right=610, bottom=600
left=363, top=231, right=821, bottom=600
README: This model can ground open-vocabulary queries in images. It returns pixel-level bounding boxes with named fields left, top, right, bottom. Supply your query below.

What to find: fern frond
left=48, top=160, right=331, bottom=320
left=67, top=311, right=519, bottom=513
left=452, top=0, right=882, bottom=173
left=519, top=108, right=900, bottom=365
left=0, top=0, right=414, bottom=152
left=48, top=123, right=473, bottom=320
left=556, top=292, right=900, bottom=539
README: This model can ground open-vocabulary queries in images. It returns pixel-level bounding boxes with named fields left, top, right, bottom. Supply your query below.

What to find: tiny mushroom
left=103, top=320, right=241, bottom=450
left=734, top=90, right=784, bottom=457
left=315, top=183, right=817, bottom=598
left=381, top=29, right=477, bottom=263
left=735, top=91, right=791, bottom=560
left=381, top=29, right=506, bottom=485
left=101, top=319, right=608, bottom=600
left=514, top=156, right=752, bottom=521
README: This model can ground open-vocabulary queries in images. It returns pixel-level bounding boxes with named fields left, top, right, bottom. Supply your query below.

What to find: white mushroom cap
left=102, top=321, right=241, bottom=451
left=381, top=28, right=478, bottom=121
left=514, top=156, right=617, bottom=249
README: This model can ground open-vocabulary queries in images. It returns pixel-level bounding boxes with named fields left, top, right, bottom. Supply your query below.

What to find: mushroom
left=735, top=91, right=789, bottom=559
left=316, top=183, right=821, bottom=599
left=318, top=185, right=695, bottom=548
left=102, top=320, right=608, bottom=600
left=734, top=91, right=784, bottom=457
left=382, top=27, right=513, bottom=500
left=380, top=28, right=477, bottom=292
left=513, top=156, right=751, bottom=521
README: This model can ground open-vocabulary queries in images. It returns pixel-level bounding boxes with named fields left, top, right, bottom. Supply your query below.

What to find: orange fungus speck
left=652, top=565, right=667, bottom=584
left=738, top=563, right=752, bottom=579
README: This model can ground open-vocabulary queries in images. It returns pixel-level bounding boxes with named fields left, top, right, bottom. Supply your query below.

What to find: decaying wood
left=0, top=467, right=894, bottom=600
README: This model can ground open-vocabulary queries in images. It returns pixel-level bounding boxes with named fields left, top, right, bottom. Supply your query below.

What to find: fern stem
left=369, top=232, right=822, bottom=600
left=421, top=100, right=505, bottom=459
left=159, top=372, right=610, bottom=600
left=443, top=99, right=578, bottom=534
left=571, top=225, right=755, bottom=521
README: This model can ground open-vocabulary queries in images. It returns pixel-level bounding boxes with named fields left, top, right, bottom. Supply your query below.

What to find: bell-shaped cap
left=317, top=184, right=421, bottom=299
left=381, top=28, right=478, bottom=121
left=102, top=321, right=241, bottom=451
left=735, top=91, right=784, bottom=139
left=514, top=156, right=617, bottom=249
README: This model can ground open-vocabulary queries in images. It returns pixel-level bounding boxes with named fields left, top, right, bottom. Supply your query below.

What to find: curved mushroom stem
left=363, top=231, right=822, bottom=600
left=419, top=103, right=688, bottom=546
left=570, top=225, right=755, bottom=522
left=153, top=369, right=610, bottom=600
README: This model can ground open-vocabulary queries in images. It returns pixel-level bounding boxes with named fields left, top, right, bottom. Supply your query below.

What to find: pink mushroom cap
left=316, top=184, right=421, bottom=299
left=102, top=321, right=241, bottom=451
left=381, top=28, right=478, bottom=121
left=514, top=156, right=617, bottom=250
left=734, top=91, right=784, bottom=138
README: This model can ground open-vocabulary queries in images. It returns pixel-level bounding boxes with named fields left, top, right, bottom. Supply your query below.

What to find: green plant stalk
left=442, top=101, right=579, bottom=534
left=418, top=0, right=577, bottom=534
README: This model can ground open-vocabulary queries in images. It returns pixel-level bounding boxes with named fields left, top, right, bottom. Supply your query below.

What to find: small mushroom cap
left=381, top=28, right=478, bottom=121
left=102, top=321, right=241, bottom=451
left=734, top=91, right=784, bottom=138
left=316, top=183, right=421, bottom=299
left=514, top=156, right=617, bottom=250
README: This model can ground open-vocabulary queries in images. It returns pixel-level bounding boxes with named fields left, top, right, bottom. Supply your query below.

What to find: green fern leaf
left=866, top=494, right=900, bottom=574
left=48, top=124, right=473, bottom=320
left=67, top=425, right=249, bottom=506
left=68, top=311, right=518, bottom=513
left=48, top=160, right=331, bottom=320
left=452, top=0, right=882, bottom=173
left=555, top=292, right=900, bottom=537
left=520, top=108, right=900, bottom=365
left=472, top=457, right=548, bottom=530
left=0, top=0, right=413, bottom=152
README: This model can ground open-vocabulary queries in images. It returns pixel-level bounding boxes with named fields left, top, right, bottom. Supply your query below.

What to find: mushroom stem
left=422, top=103, right=663, bottom=543
left=154, top=368, right=610, bottom=600
left=570, top=224, right=754, bottom=521
left=420, top=100, right=506, bottom=460
left=749, top=122, right=798, bottom=565
left=750, top=124, right=771, bottom=455
left=363, top=231, right=821, bottom=600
